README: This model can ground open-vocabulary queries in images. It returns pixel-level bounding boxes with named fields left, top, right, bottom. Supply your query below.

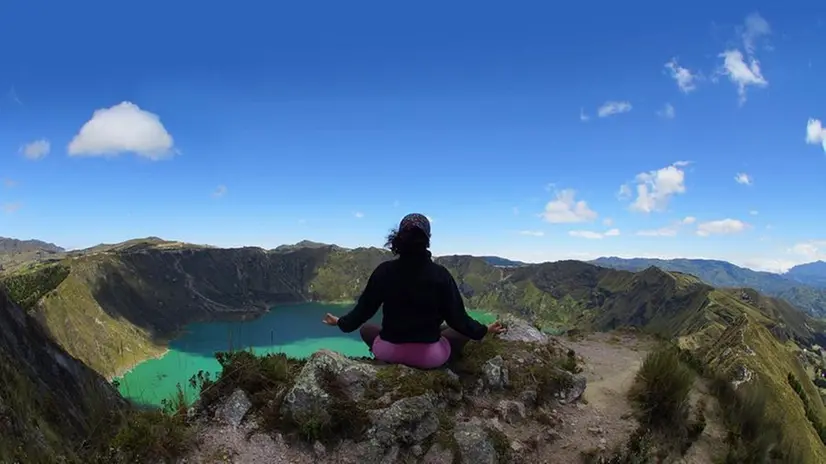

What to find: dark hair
left=385, top=227, right=430, bottom=256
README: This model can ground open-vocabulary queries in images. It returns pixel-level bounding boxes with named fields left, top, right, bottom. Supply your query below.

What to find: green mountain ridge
left=2, top=237, right=826, bottom=461
left=591, top=256, right=826, bottom=317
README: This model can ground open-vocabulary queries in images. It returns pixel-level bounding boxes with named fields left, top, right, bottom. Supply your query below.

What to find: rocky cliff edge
left=184, top=316, right=588, bottom=464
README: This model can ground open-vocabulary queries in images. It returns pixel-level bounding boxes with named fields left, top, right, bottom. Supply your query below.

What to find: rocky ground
left=180, top=319, right=654, bottom=464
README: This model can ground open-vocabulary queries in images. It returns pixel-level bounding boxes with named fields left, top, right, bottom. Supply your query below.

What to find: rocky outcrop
left=189, top=320, right=588, bottom=463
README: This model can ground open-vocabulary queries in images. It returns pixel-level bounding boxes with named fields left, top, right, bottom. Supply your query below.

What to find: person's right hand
left=487, top=321, right=506, bottom=335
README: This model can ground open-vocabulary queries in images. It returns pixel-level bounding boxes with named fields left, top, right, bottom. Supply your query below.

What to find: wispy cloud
left=696, top=218, right=749, bottom=237
left=664, top=59, right=699, bottom=93
left=657, top=103, right=675, bottom=119
left=719, top=50, right=768, bottom=105
left=734, top=172, right=753, bottom=185
left=518, top=230, right=544, bottom=237
left=806, top=118, right=826, bottom=152
left=579, top=108, right=590, bottom=122
left=20, top=139, right=50, bottom=160
left=569, top=228, right=620, bottom=239
left=2, top=203, right=21, bottom=214
left=354, top=211, right=365, bottom=219
left=635, top=216, right=695, bottom=237
left=718, top=13, right=771, bottom=105
left=8, top=86, right=22, bottom=106
left=212, top=185, right=227, bottom=198
left=597, top=101, right=632, bottom=118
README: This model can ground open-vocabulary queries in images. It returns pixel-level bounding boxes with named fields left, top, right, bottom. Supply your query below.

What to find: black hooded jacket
left=336, top=252, right=488, bottom=343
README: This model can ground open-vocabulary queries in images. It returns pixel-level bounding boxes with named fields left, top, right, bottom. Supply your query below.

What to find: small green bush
left=631, top=345, right=695, bottom=435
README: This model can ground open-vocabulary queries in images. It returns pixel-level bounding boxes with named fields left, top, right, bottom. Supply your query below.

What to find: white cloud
left=597, top=101, right=632, bottom=118
left=580, top=108, right=590, bottom=122
left=657, top=103, right=675, bottom=119
left=635, top=216, right=696, bottom=237
left=617, top=184, right=632, bottom=200
left=518, top=230, right=544, bottom=237
left=696, top=218, right=748, bottom=237
left=806, top=118, right=826, bottom=152
left=719, top=50, right=768, bottom=104
left=569, top=228, right=620, bottom=240
left=68, top=102, right=175, bottom=160
left=621, top=162, right=687, bottom=213
left=789, top=241, right=826, bottom=261
left=212, top=185, right=227, bottom=198
left=20, top=139, right=50, bottom=160
left=541, top=189, right=598, bottom=223
left=354, top=211, right=365, bottom=219
left=734, top=172, right=753, bottom=185
left=740, top=12, right=771, bottom=56
left=673, top=160, right=691, bottom=167
left=749, top=210, right=759, bottom=215
left=1, top=203, right=21, bottom=214
left=664, top=59, right=698, bottom=93
left=636, top=227, right=678, bottom=237
left=602, top=218, right=614, bottom=226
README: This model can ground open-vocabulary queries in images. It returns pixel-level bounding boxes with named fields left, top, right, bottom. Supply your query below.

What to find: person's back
left=322, top=213, right=504, bottom=369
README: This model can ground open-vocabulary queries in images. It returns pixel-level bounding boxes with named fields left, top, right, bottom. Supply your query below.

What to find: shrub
left=630, top=345, right=695, bottom=435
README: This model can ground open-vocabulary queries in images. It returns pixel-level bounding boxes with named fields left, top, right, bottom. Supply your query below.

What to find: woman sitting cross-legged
left=322, top=213, right=505, bottom=369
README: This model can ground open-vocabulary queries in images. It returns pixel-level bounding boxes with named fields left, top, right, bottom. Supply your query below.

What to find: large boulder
left=281, top=349, right=378, bottom=426
left=498, top=314, right=548, bottom=343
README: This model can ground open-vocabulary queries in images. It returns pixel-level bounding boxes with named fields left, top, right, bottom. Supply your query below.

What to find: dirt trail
left=539, top=331, right=652, bottom=462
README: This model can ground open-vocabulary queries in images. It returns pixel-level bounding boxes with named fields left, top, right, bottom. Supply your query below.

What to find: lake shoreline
left=109, top=347, right=170, bottom=383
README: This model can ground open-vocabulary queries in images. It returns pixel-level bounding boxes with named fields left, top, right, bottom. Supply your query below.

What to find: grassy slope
left=591, top=256, right=826, bottom=317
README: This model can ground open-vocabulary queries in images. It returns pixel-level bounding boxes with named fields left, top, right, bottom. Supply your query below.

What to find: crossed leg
left=359, top=323, right=470, bottom=362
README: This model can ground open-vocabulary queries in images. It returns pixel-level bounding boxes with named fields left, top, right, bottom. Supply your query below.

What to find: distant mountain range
left=590, top=257, right=826, bottom=317
left=478, top=256, right=527, bottom=267
left=3, top=235, right=826, bottom=317
left=0, top=237, right=64, bottom=254
left=786, top=261, right=826, bottom=288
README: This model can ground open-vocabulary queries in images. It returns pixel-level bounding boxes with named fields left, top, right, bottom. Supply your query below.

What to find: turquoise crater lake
left=116, top=303, right=495, bottom=406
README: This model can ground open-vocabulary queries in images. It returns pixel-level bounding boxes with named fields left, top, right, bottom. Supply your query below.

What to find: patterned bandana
left=399, top=213, right=431, bottom=237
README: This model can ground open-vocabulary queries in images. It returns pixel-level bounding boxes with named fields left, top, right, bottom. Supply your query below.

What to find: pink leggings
left=359, top=324, right=469, bottom=369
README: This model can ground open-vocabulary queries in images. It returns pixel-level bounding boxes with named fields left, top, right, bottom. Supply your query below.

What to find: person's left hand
left=322, top=313, right=339, bottom=326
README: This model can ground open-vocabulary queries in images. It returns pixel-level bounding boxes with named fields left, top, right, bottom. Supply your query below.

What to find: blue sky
left=1, top=1, right=824, bottom=272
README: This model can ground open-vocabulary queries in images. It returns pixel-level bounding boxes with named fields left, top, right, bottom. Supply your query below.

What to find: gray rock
left=215, top=388, right=251, bottom=428
left=313, top=440, right=326, bottom=457
left=422, top=443, right=455, bottom=464
left=367, top=394, right=439, bottom=446
left=453, top=421, right=498, bottom=464
left=498, top=315, right=547, bottom=343
left=496, top=400, right=526, bottom=425
left=483, top=355, right=509, bottom=390
left=281, top=349, right=377, bottom=426
left=555, top=368, right=587, bottom=404
left=518, top=389, right=537, bottom=407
